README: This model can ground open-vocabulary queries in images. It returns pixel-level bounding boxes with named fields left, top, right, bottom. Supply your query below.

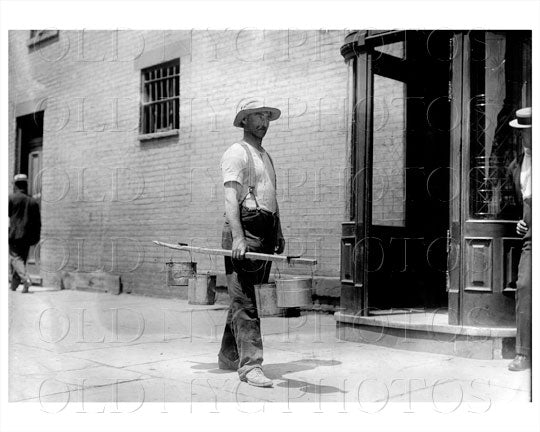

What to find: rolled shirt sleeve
left=221, top=143, right=248, bottom=185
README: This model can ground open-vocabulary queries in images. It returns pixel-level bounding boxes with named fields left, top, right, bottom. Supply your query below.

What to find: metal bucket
left=255, top=283, right=285, bottom=317
left=188, top=274, right=216, bottom=305
left=275, top=276, right=312, bottom=308
left=166, top=261, right=197, bottom=286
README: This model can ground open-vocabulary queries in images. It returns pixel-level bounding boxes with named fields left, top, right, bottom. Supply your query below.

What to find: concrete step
left=335, top=309, right=517, bottom=360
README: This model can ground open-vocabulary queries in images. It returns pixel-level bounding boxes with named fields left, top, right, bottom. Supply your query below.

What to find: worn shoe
left=21, top=280, right=30, bottom=294
left=218, top=355, right=239, bottom=371
left=508, top=355, right=531, bottom=371
left=242, top=367, right=273, bottom=388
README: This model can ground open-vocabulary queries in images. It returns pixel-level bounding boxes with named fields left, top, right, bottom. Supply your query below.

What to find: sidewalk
left=8, top=287, right=531, bottom=409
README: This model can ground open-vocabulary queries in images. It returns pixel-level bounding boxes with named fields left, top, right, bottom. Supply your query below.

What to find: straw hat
left=13, top=174, right=28, bottom=182
left=509, top=107, right=532, bottom=128
left=233, top=98, right=281, bottom=127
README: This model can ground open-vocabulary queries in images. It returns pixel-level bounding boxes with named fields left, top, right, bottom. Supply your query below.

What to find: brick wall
left=8, top=30, right=350, bottom=297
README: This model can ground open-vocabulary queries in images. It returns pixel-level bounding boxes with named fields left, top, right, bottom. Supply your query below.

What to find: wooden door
left=28, top=148, right=42, bottom=200
left=27, top=147, right=42, bottom=267
left=452, top=31, right=531, bottom=327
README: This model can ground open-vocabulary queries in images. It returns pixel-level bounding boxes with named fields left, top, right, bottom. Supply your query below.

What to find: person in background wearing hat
left=508, top=107, right=532, bottom=371
left=9, top=174, right=41, bottom=293
left=217, top=98, right=285, bottom=387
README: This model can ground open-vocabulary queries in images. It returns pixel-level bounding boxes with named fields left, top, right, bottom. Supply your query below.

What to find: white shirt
left=221, top=141, right=277, bottom=213
left=520, top=152, right=532, bottom=199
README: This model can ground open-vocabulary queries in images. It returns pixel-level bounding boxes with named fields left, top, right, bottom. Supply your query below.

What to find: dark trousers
left=9, top=240, right=30, bottom=290
left=516, top=239, right=532, bottom=357
left=219, top=209, right=277, bottom=379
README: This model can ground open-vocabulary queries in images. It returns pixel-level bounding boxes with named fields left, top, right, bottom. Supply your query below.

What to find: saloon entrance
left=15, top=111, right=44, bottom=279
left=339, top=30, right=531, bottom=330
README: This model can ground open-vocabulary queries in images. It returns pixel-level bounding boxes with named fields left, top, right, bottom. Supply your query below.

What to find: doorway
left=15, top=111, right=43, bottom=272
left=341, top=31, right=451, bottom=314
left=368, top=33, right=450, bottom=310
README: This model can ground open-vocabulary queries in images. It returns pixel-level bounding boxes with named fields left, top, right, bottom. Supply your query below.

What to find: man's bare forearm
left=224, top=185, right=244, bottom=240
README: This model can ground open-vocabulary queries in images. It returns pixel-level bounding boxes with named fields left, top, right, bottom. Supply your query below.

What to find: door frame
left=339, top=48, right=373, bottom=315
left=341, top=31, right=406, bottom=315
left=447, top=32, right=465, bottom=325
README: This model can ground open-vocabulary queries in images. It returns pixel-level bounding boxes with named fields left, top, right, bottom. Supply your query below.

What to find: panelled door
left=449, top=31, right=531, bottom=326
left=28, top=148, right=43, bottom=200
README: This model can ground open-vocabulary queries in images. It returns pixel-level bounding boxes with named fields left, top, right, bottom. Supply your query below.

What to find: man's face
left=242, top=111, right=271, bottom=139
left=521, top=128, right=532, bottom=150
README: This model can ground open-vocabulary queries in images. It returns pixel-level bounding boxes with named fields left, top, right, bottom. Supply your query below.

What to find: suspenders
left=238, top=142, right=276, bottom=212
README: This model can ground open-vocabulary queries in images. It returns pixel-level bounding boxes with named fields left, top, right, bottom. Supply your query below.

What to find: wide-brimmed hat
left=13, top=174, right=28, bottom=182
left=509, top=107, right=532, bottom=128
left=233, top=98, right=281, bottom=127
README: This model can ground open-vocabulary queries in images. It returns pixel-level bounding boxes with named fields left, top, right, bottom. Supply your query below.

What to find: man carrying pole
left=217, top=98, right=285, bottom=387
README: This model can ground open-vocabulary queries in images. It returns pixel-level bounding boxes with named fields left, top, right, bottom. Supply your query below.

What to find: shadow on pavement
left=265, top=359, right=344, bottom=394
left=189, top=358, right=344, bottom=394
left=189, top=361, right=236, bottom=374
left=275, top=378, right=346, bottom=395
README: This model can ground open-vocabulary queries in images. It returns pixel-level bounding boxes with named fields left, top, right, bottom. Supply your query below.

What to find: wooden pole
left=153, top=241, right=317, bottom=266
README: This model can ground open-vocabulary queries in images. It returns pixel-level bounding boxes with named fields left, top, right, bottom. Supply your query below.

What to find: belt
left=242, top=206, right=277, bottom=217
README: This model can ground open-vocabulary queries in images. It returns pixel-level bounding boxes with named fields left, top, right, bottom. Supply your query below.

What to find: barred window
left=140, top=59, right=180, bottom=136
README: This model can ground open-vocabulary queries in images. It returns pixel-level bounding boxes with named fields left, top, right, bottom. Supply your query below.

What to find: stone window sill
left=138, top=129, right=179, bottom=141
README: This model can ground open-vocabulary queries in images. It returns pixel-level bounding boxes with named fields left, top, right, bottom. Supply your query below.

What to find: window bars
left=140, top=59, right=180, bottom=135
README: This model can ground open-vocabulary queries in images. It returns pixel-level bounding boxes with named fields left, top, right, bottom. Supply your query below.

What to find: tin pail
left=166, top=261, right=197, bottom=286
left=188, top=274, right=216, bottom=305
left=255, top=283, right=285, bottom=317
left=275, top=276, right=312, bottom=308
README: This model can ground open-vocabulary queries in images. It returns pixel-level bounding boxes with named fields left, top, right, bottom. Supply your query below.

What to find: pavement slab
left=10, top=364, right=151, bottom=402
left=67, top=337, right=221, bottom=368
left=9, top=289, right=229, bottom=354
left=9, top=343, right=98, bottom=375
left=382, top=377, right=531, bottom=405
left=25, top=377, right=271, bottom=406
